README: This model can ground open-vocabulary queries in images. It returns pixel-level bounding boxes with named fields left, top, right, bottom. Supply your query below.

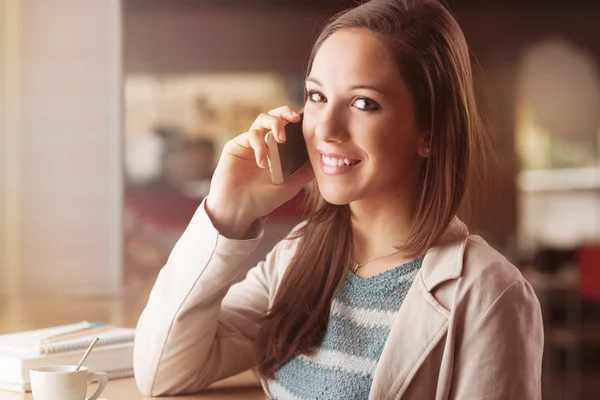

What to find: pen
left=39, top=323, right=108, bottom=344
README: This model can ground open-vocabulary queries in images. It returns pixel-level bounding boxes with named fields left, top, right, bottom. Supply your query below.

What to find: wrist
left=204, top=196, right=258, bottom=240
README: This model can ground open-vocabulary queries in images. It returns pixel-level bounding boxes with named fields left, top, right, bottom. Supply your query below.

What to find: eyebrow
left=305, top=77, right=388, bottom=96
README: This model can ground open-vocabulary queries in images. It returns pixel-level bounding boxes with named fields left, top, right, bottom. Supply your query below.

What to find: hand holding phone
left=205, top=106, right=313, bottom=239
left=264, top=110, right=309, bottom=185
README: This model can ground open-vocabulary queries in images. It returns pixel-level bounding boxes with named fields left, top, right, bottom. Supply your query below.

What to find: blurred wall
left=457, top=10, right=600, bottom=251
left=123, top=5, right=600, bottom=253
left=124, top=7, right=329, bottom=75
left=0, top=0, right=16, bottom=296
left=0, top=0, right=123, bottom=297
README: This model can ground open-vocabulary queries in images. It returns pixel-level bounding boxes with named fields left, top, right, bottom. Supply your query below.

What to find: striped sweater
left=268, top=256, right=423, bottom=400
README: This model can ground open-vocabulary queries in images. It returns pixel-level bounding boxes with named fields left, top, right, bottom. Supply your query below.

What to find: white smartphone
left=264, top=111, right=309, bottom=185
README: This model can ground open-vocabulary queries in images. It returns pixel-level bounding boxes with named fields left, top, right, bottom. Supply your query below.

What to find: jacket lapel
left=369, top=217, right=469, bottom=399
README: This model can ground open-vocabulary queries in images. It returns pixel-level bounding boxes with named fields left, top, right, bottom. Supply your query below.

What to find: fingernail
left=290, top=111, right=299, bottom=117
left=279, top=130, right=286, bottom=141
left=261, top=158, right=268, bottom=168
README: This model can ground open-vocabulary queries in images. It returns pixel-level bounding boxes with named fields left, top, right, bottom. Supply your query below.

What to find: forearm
left=133, top=200, right=263, bottom=396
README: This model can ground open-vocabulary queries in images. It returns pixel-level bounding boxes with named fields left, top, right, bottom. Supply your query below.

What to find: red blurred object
left=123, top=186, right=306, bottom=271
left=577, top=244, right=600, bottom=301
left=125, top=189, right=202, bottom=230
left=125, top=187, right=306, bottom=230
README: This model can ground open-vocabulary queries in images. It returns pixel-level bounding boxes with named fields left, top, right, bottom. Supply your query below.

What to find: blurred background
left=1, top=0, right=599, bottom=398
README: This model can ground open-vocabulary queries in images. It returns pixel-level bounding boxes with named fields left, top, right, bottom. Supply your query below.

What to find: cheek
left=302, top=121, right=317, bottom=149
left=364, top=131, right=420, bottom=171
left=302, top=125, right=310, bottom=143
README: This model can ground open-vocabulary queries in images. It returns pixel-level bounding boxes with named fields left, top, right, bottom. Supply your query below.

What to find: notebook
left=0, top=323, right=136, bottom=392
left=0, top=321, right=135, bottom=354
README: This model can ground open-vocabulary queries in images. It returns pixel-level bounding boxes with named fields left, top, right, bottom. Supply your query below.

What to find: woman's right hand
left=205, top=105, right=314, bottom=239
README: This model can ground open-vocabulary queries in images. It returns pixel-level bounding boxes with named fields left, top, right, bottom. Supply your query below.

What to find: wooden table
left=0, top=371, right=267, bottom=400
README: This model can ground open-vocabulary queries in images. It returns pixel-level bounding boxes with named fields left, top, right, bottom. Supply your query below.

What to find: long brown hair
left=257, top=0, right=487, bottom=379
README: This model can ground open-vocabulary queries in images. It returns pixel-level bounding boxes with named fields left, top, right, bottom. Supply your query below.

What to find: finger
left=247, top=128, right=269, bottom=168
left=224, top=130, right=254, bottom=156
left=223, top=132, right=249, bottom=158
left=251, top=113, right=288, bottom=143
left=267, top=105, right=302, bottom=122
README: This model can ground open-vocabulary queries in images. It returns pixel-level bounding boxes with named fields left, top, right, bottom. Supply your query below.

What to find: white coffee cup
left=30, top=365, right=108, bottom=400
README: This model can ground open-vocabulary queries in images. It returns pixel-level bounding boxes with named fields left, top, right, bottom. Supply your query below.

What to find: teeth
left=322, top=154, right=358, bottom=167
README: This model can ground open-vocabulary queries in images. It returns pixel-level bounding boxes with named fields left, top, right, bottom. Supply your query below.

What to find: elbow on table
left=133, top=364, right=191, bottom=397
left=133, top=354, right=161, bottom=396
left=132, top=343, right=177, bottom=396
left=133, top=353, right=213, bottom=396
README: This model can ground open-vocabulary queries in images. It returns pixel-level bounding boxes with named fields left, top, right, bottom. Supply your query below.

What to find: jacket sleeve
left=449, top=280, right=544, bottom=400
left=133, top=199, right=285, bottom=396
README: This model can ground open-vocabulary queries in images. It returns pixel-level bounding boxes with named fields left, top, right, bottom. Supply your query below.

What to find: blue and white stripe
left=268, top=256, right=423, bottom=400
left=330, top=300, right=397, bottom=328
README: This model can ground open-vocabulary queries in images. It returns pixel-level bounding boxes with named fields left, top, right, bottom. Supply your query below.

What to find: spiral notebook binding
left=40, top=332, right=135, bottom=354
left=105, top=367, right=134, bottom=380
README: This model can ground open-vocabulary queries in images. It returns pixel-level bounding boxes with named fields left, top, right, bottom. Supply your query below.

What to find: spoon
left=75, top=337, right=100, bottom=371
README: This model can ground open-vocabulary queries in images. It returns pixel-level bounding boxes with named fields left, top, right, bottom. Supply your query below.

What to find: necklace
left=353, top=249, right=402, bottom=273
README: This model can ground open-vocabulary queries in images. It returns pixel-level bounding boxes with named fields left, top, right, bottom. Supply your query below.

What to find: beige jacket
left=134, top=200, right=544, bottom=399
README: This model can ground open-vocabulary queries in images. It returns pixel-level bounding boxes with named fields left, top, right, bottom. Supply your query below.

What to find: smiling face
left=303, top=28, right=429, bottom=207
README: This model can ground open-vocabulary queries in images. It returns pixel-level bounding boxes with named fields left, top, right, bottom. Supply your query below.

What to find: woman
left=133, top=0, right=544, bottom=399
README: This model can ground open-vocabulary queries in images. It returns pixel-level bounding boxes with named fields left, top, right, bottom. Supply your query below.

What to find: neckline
left=347, top=256, right=424, bottom=282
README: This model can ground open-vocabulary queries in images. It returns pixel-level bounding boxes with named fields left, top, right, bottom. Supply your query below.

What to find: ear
left=417, top=134, right=431, bottom=158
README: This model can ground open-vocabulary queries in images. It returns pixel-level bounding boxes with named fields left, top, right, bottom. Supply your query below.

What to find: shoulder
left=461, top=235, right=526, bottom=294
left=446, top=236, right=544, bottom=358
left=455, top=234, right=541, bottom=324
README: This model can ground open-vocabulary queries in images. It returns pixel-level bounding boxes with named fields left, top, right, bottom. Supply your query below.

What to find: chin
left=316, top=182, right=355, bottom=206
left=322, top=195, right=351, bottom=206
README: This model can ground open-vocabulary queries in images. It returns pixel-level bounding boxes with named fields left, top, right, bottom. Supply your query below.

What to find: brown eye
left=353, top=97, right=380, bottom=111
left=307, top=90, right=325, bottom=103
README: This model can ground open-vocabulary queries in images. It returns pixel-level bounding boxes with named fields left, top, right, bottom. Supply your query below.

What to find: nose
left=313, top=109, right=349, bottom=144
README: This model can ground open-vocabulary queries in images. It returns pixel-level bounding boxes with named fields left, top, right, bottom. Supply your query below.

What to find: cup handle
left=86, top=372, right=108, bottom=400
